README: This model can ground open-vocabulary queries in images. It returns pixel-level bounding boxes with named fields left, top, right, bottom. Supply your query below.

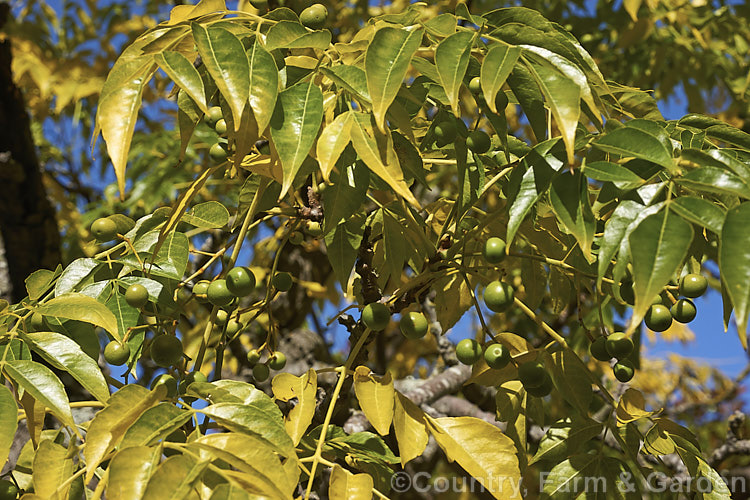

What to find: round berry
left=466, top=130, right=491, bottom=154
left=680, top=274, right=708, bottom=298
left=483, top=281, right=514, bottom=313
left=361, top=303, right=391, bottom=331
left=645, top=304, right=673, bottom=332
left=589, top=336, right=611, bottom=361
left=125, top=283, right=149, bottom=309
left=518, top=361, right=547, bottom=389
left=272, top=272, right=293, bottom=292
left=253, top=363, right=270, bottom=382
left=91, top=217, right=118, bottom=241
left=104, top=341, right=131, bottom=366
left=150, top=335, right=184, bottom=368
left=468, top=76, right=482, bottom=94
left=215, top=309, right=228, bottom=326
left=269, top=352, right=287, bottom=370
left=225, top=319, right=243, bottom=336
left=525, top=373, right=554, bottom=397
left=300, top=3, right=327, bottom=30
left=399, top=312, right=429, bottom=339
left=289, top=231, right=304, bottom=245
left=483, top=343, right=511, bottom=370
left=455, top=338, right=482, bottom=365
left=209, top=142, right=229, bottom=163
left=181, top=371, right=208, bottom=391
left=193, top=280, right=210, bottom=303
left=605, top=332, right=634, bottom=360
left=214, top=119, right=227, bottom=135
left=226, top=267, right=256, bottom=297
left=671, top=298, right=697, bottom=324
left=619, top=279, right=635, bottom=305
left=246, top=349, right=261, bottom=366
left=204, top=106, right=223, bottom=127
left=434, top=121, right=457, bottom=143
left=207, top=279, right=233, bottom=306
left=150, top=374, right=178, bottom=398
left=613, top=359, right=635, bottom=383
left=483, top=237, right=507, bottom=264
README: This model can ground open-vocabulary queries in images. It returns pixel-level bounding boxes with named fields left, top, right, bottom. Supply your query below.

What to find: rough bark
left=0, top=3, right=61, bottom=302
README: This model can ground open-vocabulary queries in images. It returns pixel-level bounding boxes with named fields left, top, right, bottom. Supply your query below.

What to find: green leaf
left=120, top=403, right=194, bottom=449
left=596, top=200, right=647, bottom=288
left=265, top=21, right=332, bottom=51
left=317, top=111, right=354, bottom=181
left=670, top=196, right=726, bottom=235
left=192, top=24, right=249, bottom=130
left=182, top=201, right=230, bottom=228
left=22, top=332, right=109, bottom=402
left=142, top=454, right=209, bottom=500
left=55, top=258, right=101, bottom=296
left=321, top=65, right=371, bottom=104
left=434, top=31, right=473, bottom=116
left=0, top=385, right=17, bottom=466
left=177, top=89, right=201, bottom=160
left=106, top=290, right=140, bottom=344
left=270, top=80, right=324, bottom=199
left=329, top=465, right=373, bottom=500
left=593, top=127, right=676, bottom=173
left=107, top=446, right=161, bottom=500
left=676, top=166, right=750, bottom=199
left=155, top=51, right=208, bottom=114
left=322, top=161, right=369, bottom=233
left=325, top=215, right=365, bottom=290
left=481, top=45, right=521, bottom=113
left=629, top=209, right=694, bottom=326
left=25, top=268, right=57, bottom=301
left=524, top=56, right=581, bottom=165
left=549, top=170, right=596, bottom=260
left=3, top=360, right=74, bottom=429
left=530, top=418, right=603, bottom=464
left=365, top=26, right=423, bottom=131
left=541, top=454, right=640, bottom=499
left=83, top=384, right=166, bottom=483
left=152, top=231, right=190, bottom=279
left=720, top=202, right=750, bottom=349
left=679, top=114, right=750, bottom=150
left=423, top=13, right=457, bottom=37
left=381, top=209, right=418, bottom=283
left=583, top=161, right=645, bottom=190
left=507, top=64, right=547, bottom=143
left=681, top=148, right=750, bottom=179
left=246, top=38, right=278, bottom=132
left=547, top=350, right=593, bottom=414
left=39, top=293, right=120, bottom=340
left=350, top=112, right=420, bottom=207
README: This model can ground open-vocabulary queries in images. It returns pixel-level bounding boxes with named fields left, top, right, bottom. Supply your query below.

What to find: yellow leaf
left=393, top=392, right=429, bottom=466
left=616, top=388, right=661, bottom=426
left=623, top=0, right=642, bottom=21
left=353, top=366, right=395, bottom=436
left=350, top=112, right=420, bottom=208
left=316, top=111, right=353, bottom=181
left=32, top=439, right=75, bottom=499
left=20, top=391, right=44, bottom=448
left=328, top=464, right=373, bottom=500
left=271, top=369, right=317, bottom=445
left=167, top=0, right=226, bottom=24
left=425, top=416, right=522, bottom=499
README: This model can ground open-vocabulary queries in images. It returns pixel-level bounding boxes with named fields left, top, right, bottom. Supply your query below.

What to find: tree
left=1, top=0, right=750, bottom=498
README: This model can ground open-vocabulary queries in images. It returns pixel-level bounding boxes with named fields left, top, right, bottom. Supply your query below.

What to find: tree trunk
left=0, top=3, right=61, bottom=302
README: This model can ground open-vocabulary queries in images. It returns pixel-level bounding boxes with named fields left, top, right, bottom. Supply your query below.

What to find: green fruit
left=619, top=279, right=635, bottom=305
left=483, top=343, right=511, bottom=370
left=306, top=221, right=323, bottom=237
left=483, top=237, right=507, bottom=264
left=193, top=280, right=210, bottom=302
left=207, top=279, right=233, bottom=306
left=150, top=374, right=178, bottom=398
left=253, top=363, right=270, bottom=382
left=247, top=349, right=261, bottom=365
left=455, top=338, right=482, bottom=365
left=644, top=304, right=673, bottom=332
left=226, top=266, right=256, bottom=297
left=125, top=283, right=149, bottom=308
left=466, top=130, right=491, bottom=154
left=249, top=0, right=268, bottom=9
left=272, top=272, right=293, bottom=292
left=225, top=319, right=243, bottom=336
left=269, top=352, right=287, bottom=370
left=91, top=217, right=118, bottom=241
left=150, top=335, right=184, bottom=368
left=671, top=298, right=697, bottom=323
left=181, top=371, right=208, bottom=392
left=399, top=312, right=429, bottom=339
left=604, top=332, right=634, bottom=360
left=613, top=359, right=635, bottom=383
left=214, top=119, right=227, bottom=135
left=289, top=231, right=304, bottom=245
left=434, top=121, right=457, bottom=142
left=589, top=336, right=611, bottom=361
left=483, top=281, right=514, bottom=313
left=30, top=312, right=46, bottom=331
left=362, top=303, right=391, bottom=330
left=209, top=142, right=229, bottom=163
left=215, top=309, right=228, bottom=326
left=518, top=361, right=547, bottom=389
left=204, top=106, right=223, bottom=127
left=468, top=76, right=482, bottom=94
left=104, top=341, right=131, bottom=366
left=680, top=273, right=708, bottom=298
left=0, top=480, right=18, bottom=500
left=525, top=373, right=554, bottom=397
left=300, top=3, right=328, bottom=30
